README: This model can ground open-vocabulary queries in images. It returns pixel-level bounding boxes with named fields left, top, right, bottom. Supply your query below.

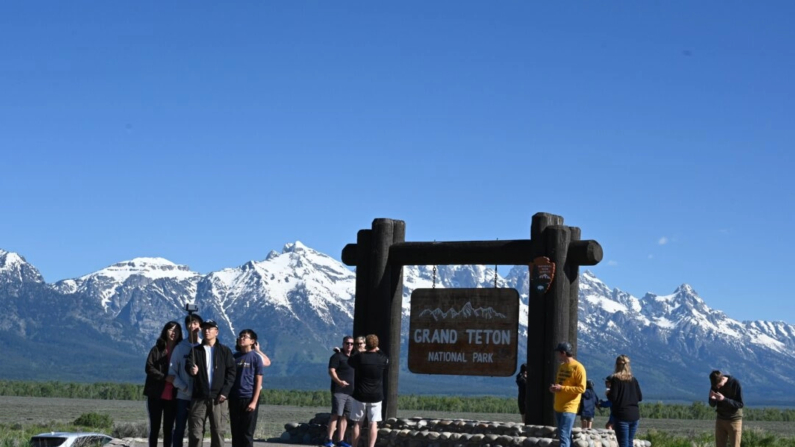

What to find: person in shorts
left=579, top=380, right=598, bottom=429
left=348, top=334, right=389, bottom=447
left=324, top=335, right=355, bottom=447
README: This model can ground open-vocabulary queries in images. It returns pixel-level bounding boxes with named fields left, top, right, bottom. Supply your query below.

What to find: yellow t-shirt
left=553, top=358, right=587, bottom=413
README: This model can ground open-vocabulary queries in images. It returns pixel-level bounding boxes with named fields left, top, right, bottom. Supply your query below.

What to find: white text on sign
left=412, top=329, right=511, bottom=345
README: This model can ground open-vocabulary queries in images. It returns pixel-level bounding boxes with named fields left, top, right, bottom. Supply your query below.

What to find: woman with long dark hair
left=144, top=321, right=183, bottom=447
left=606, top=355, right=643, bottom=447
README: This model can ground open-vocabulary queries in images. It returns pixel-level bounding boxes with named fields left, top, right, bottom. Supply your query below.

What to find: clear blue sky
left=1, top=1, right=793, bottom=323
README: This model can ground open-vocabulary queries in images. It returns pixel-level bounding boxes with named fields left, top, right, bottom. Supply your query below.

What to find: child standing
left=580, top=380, right=598, bottom=429
left=599, top=376, right=615, bottom=430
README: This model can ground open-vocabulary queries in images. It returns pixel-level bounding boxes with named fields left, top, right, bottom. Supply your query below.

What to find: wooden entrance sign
left=342, top=213, right=603, bottom=423
left=408, top=288, right=519, bottom=376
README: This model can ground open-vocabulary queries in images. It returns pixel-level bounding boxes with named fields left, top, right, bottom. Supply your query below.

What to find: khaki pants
left=715, top=418, right=742, bottom=447
left=188, top=399, right=228, bottom=447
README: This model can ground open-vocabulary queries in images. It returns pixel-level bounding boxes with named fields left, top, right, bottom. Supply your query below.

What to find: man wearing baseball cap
left=549, top=341, right=587, bottom=447
left=186, top=320, right=236, bottom=447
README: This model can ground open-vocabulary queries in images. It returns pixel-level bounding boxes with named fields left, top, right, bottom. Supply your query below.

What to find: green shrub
left=111, top=422, right=147, bottom=438
left=73, top=413, right=112, bottom=429
left=741, top=427, right=795, bottom=447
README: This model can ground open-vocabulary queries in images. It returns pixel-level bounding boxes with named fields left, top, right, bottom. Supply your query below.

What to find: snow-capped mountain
left=0, top=250, right=44, bottom=292
left=0, top=245, right=793, bottom=403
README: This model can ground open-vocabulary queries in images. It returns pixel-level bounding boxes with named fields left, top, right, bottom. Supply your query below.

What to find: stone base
left=280, top=414, right=651, bottom=447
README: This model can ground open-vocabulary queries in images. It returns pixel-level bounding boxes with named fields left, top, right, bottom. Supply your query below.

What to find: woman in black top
left=606, top=355, right=642, bottom=447
left=144, top=321, right=183, bottom=447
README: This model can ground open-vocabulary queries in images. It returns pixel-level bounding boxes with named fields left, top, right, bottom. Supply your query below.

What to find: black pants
left=147, top=397, right=177, bottom=447
left=228, top=397, right=259, bottom=447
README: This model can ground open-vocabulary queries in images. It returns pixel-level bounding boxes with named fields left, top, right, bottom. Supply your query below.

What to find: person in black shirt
left=606, top=355, right=642, bottom=447
left=348, top=334, right=389, bottom=447
left=709, top=370, right=743, bottom=447
left=324, top=335, right=356, bottom=447
left=516, top=363, right=527, bottom=423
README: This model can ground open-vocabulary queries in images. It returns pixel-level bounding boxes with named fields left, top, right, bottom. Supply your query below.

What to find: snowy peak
left=0, top=249, right=44, bottom=284
left=282, top=241, right=309, bottom=254
left=641, top=283, right=709, bottom=319
left=52, top=257, right=201, bottom=315
left=80, top=257, right=199, bottom=282
left=199, top=242, right=356, bottom=325
left=578, top=271, right=642, bottom=317
left=675, top=284, right=698, bottom=296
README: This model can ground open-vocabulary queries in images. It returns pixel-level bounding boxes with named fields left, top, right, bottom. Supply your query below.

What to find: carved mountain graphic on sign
left=418, top=301, right=507, bottom=321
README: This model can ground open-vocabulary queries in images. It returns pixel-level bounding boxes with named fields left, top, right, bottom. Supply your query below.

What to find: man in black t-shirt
left=348, top=334, right=389, bottom=447
left=323, top=335, right=356, bottom=447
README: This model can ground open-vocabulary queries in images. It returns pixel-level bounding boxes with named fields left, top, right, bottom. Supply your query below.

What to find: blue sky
left=1, top=1, right=793, bottom=323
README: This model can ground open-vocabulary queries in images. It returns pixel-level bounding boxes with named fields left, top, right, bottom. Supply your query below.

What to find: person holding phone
left=169, top=313, right=202, bottom=447
left=709, top=370, right=743, bottom=447
left=186, top=320, right=236, bottom=447
left=548, top=342, right=586, bottom=447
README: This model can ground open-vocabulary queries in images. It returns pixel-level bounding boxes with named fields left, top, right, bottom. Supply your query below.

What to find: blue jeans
left=172, top=399, right=191, bottom=447
left=555, top=412, right=577, bottom=447
left=614, top=419, right=639, bottom=447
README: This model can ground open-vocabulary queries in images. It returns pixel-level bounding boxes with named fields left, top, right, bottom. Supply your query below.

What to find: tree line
left=0, top=380, right=792, bottom=421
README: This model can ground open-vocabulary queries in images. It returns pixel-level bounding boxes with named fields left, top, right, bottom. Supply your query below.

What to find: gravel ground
left=1, top=396, right=792, bottom=442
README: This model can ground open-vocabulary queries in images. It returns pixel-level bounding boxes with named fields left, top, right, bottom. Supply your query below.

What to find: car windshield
left=30, top=437, right=67, bottom=447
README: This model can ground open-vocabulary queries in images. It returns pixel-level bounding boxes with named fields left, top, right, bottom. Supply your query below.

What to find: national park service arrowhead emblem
left=530, top=256, right=555, bottom=295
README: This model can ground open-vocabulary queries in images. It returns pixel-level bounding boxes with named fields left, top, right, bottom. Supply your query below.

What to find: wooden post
left=567, top=227, right=582, bottom=356
left=386, top=220, right=405, bottom=418
left=525, top=213, right=563, bottom=426
left=353, top=229, right=372, bottom=338
left=543, top=225, right=572, bottom=426
left=369, top=218, right=397, bottom=419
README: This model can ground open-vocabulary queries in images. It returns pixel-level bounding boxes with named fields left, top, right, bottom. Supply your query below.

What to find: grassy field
left=2, top=395, right=794, bottom=443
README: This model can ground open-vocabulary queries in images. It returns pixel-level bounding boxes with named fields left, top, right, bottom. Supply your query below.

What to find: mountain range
left=1, top=244, right=793, bottom=405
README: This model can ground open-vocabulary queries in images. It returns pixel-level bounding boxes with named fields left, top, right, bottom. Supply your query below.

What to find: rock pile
left=280, top=414, right=652, bottom=447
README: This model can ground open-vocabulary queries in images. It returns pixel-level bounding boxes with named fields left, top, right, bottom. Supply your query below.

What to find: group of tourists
left=145, top=321, right=743, bottom=447
left=324, top=335, right=390, bottom=447
left=143, top=315, right=271, bottom=447
left=516, top=342, right=745, bottom=447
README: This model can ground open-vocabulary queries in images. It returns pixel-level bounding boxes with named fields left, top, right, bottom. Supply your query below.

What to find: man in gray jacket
left=168, top=313, right=202, bottom=447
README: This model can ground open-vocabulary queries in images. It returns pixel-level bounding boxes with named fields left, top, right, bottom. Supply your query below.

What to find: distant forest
left=0, top=380, right=792, bottom=422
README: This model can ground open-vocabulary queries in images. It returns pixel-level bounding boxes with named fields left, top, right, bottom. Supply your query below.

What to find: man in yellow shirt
left=549, top=342, right=586, bottom=447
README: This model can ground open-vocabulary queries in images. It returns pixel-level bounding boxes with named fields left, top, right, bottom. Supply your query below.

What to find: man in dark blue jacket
left=186, top=320, right=236, bottom=447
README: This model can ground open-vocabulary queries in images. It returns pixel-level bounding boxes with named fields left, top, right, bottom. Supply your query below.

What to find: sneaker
left=322, top=442, right=335, bottom=447
left=336, top=442, right=352, bottom=447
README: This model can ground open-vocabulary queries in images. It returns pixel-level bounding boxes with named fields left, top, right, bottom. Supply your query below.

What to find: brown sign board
left=408, top=288, right=520, bottom=376
left=530, top=256, right=555, bottom=295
